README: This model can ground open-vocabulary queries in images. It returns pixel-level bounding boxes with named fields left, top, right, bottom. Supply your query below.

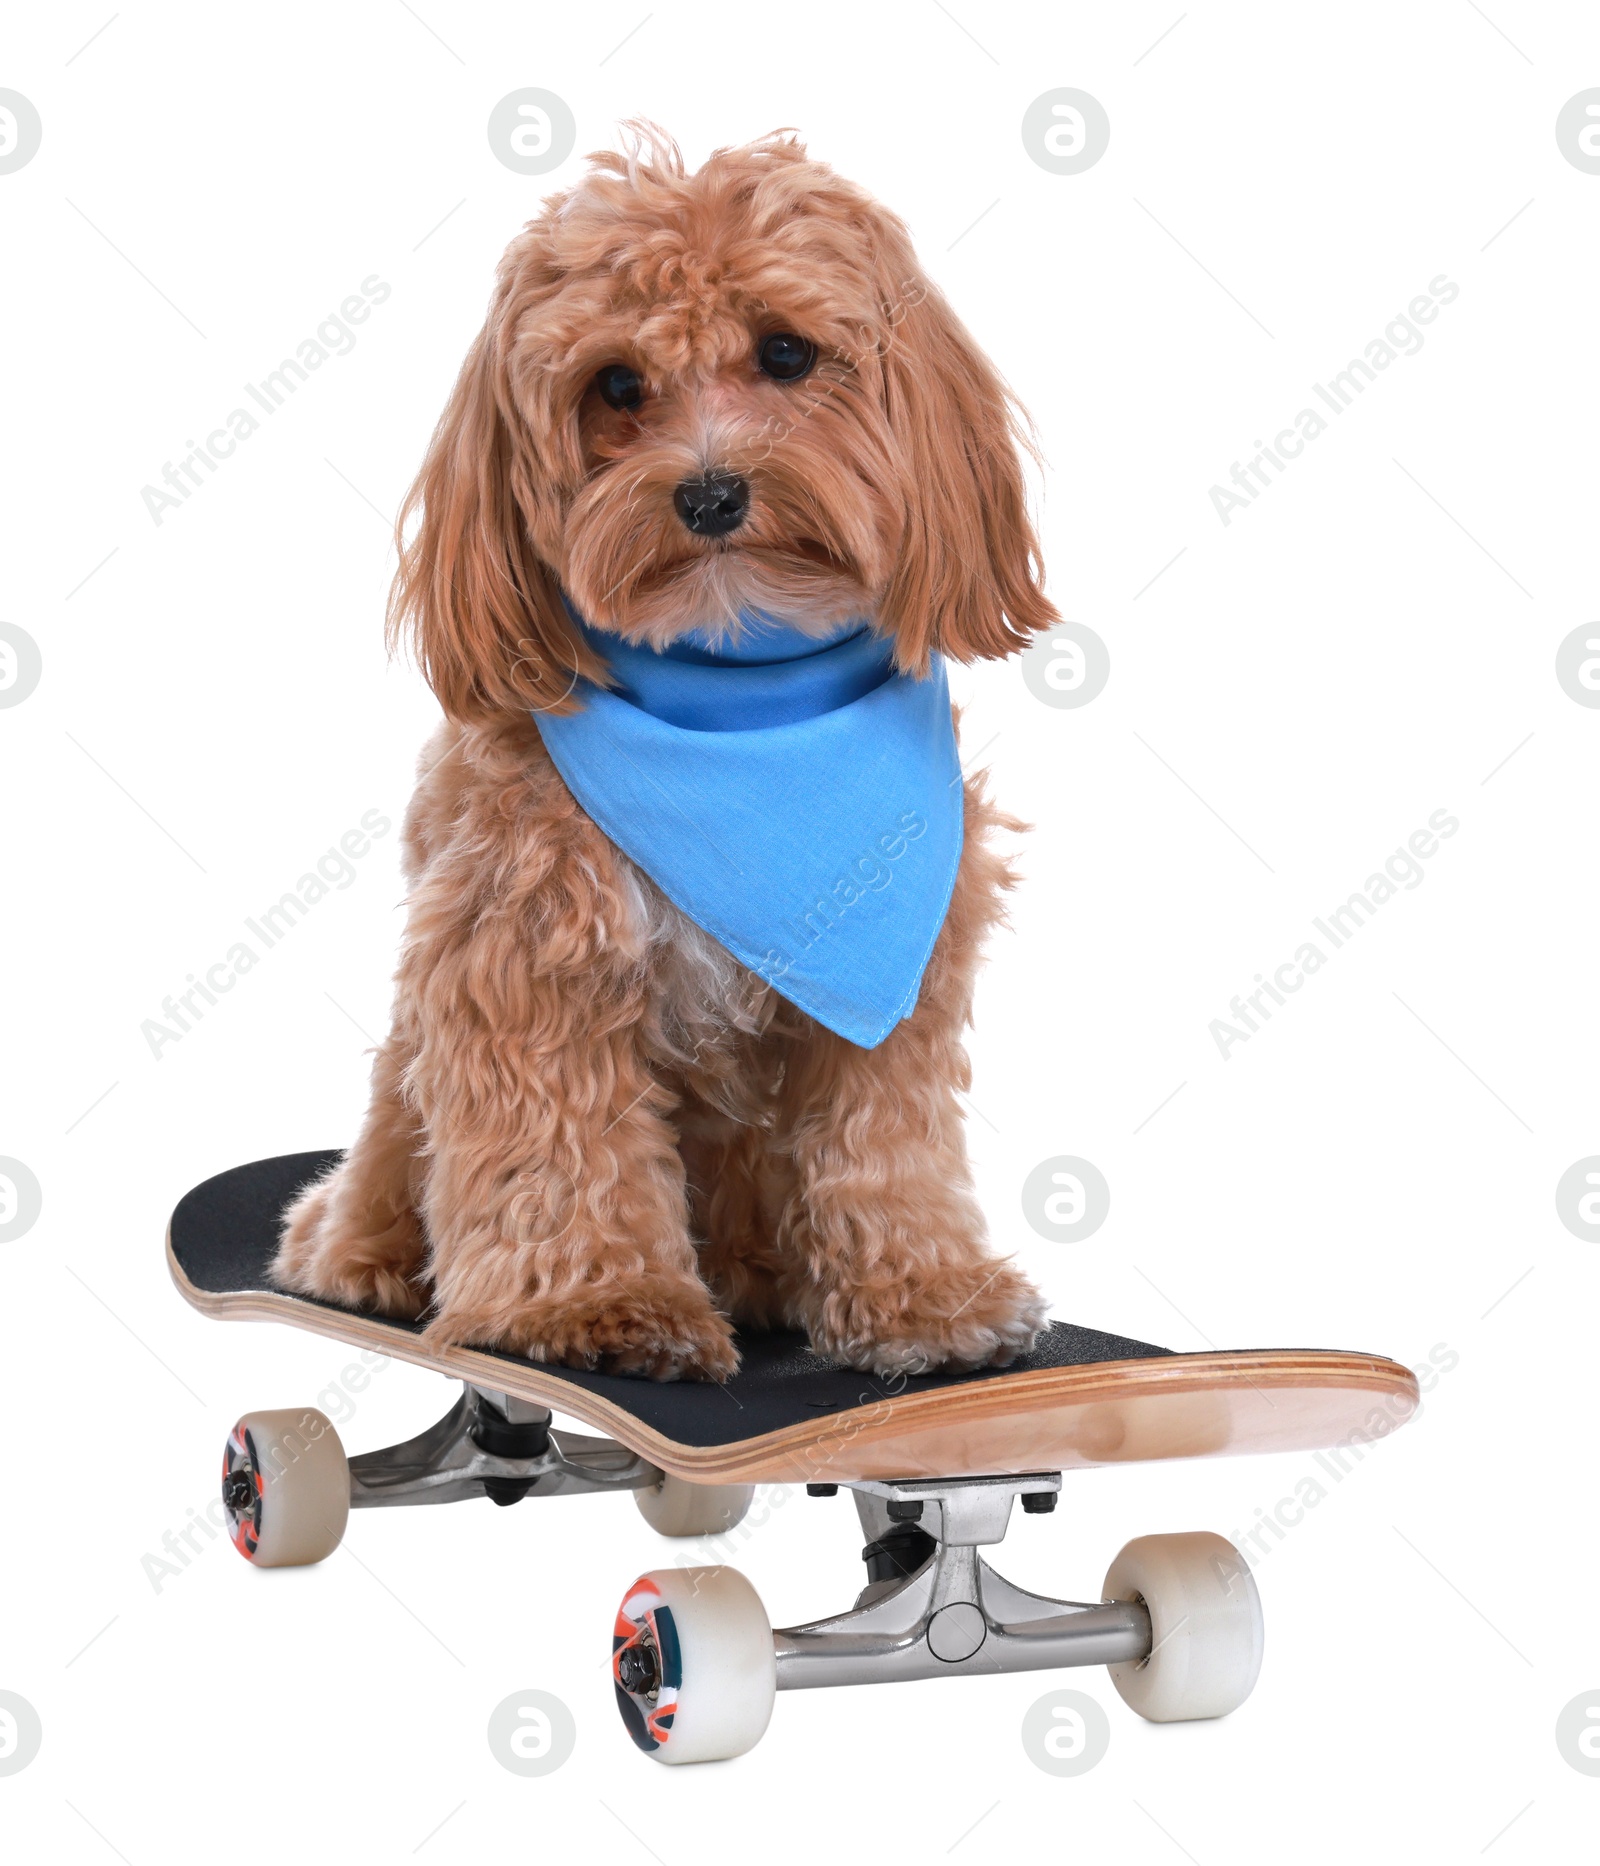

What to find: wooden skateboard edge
left=167, top=1229, right=1422, bottom=1484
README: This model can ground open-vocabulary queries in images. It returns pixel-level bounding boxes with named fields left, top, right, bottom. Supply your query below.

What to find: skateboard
left=169, top=1151, right=1419, bottom=1763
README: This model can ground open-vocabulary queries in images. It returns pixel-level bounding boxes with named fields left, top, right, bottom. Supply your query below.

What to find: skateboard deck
left=169, top=1151, right=1419, bottom=1484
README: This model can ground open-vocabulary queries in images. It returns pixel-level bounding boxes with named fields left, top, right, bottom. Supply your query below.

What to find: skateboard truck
left=610, top=1470, right=1266, bottom=1764
left=771, top=1474, right=1150, bottom=1690
left=607, top=1472, right=1160, bottom=1757
left=345, top=1385, right=656, bottom=1510
left=218, top=1380, right=755, bottom=1570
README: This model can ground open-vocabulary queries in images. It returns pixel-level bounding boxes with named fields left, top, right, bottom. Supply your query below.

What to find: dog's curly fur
left=273, top=125, right=1059, bottom=1379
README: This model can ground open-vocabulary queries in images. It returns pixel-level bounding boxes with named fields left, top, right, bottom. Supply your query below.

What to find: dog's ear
left=388, top=313, right=595, bottom=723
left=872, top=272, right=1058, bottom=671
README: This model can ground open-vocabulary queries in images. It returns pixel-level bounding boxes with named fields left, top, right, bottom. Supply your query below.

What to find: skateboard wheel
left=222, top=1407, right=350, bottom=1567
left=634, top=1474, right=754, bottom=1538
left=1102, top=1532, right=1263, bottom=1722
left=611, top=1566, right=776, bottom=1764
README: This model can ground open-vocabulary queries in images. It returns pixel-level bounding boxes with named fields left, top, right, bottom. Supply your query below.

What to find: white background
left=2, top=0, right=1597, bottom=1857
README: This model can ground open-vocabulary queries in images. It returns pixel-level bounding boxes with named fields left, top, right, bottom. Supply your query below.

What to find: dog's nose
left=674, top=471, right=749, bottom=538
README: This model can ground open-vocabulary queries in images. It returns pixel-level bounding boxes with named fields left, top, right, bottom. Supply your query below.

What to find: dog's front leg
left=775, top=805, right=1046, bottom=1374
left=412, top=966, right=738, bottom=1383
left=777, top=1012, right=1045, bottom=1374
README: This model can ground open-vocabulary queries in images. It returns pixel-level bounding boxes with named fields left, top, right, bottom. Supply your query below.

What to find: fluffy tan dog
left=273, top=126, right=1058, bottom=1380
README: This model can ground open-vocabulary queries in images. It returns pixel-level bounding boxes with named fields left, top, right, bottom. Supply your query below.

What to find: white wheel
left=222, top=1407, right=349, bottom=1567
left=1103, top=1531, right=1264, bottom=1721
left=634, top=1474, right=754, bottom=1538
left=612, top=1566, right=776, bottom=1763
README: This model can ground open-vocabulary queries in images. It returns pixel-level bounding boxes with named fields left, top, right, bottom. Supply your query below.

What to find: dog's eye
left=757, top=332, right=816, bottom=382
left=595, top=363, right=644, bottom=410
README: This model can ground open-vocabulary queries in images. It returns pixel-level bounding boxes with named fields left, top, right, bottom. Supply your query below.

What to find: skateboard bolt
left=222, top=1470, right=255, bottom=1514
left=616, top=1641, right=660, bottom=1697
left=886, top=1499, right=924, bottom=1522
left=806, top=1484, right=839, bottom=1497
left=1021, top=1491, right=1058, bottom=1515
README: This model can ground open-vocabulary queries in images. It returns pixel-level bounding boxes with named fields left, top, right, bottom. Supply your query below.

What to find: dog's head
left=392, top=124, right=1057, bottom=721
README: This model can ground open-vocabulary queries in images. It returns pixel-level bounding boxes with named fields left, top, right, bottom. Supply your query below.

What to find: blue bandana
left=534, top=612, right=963, bottom=1048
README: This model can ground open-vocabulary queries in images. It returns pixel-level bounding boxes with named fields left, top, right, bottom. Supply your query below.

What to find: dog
left=273, top=125, right=1058, bottom=1381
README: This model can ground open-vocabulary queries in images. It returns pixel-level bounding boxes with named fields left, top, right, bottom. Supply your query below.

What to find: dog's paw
left=436, top=1278, right=740, bottom=1383
left=272, top=1176, right=335, bottom=1284
left=273, top=1175, right=429, bottom=1321
left=812, top=1260, right=1047, bottom=1377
